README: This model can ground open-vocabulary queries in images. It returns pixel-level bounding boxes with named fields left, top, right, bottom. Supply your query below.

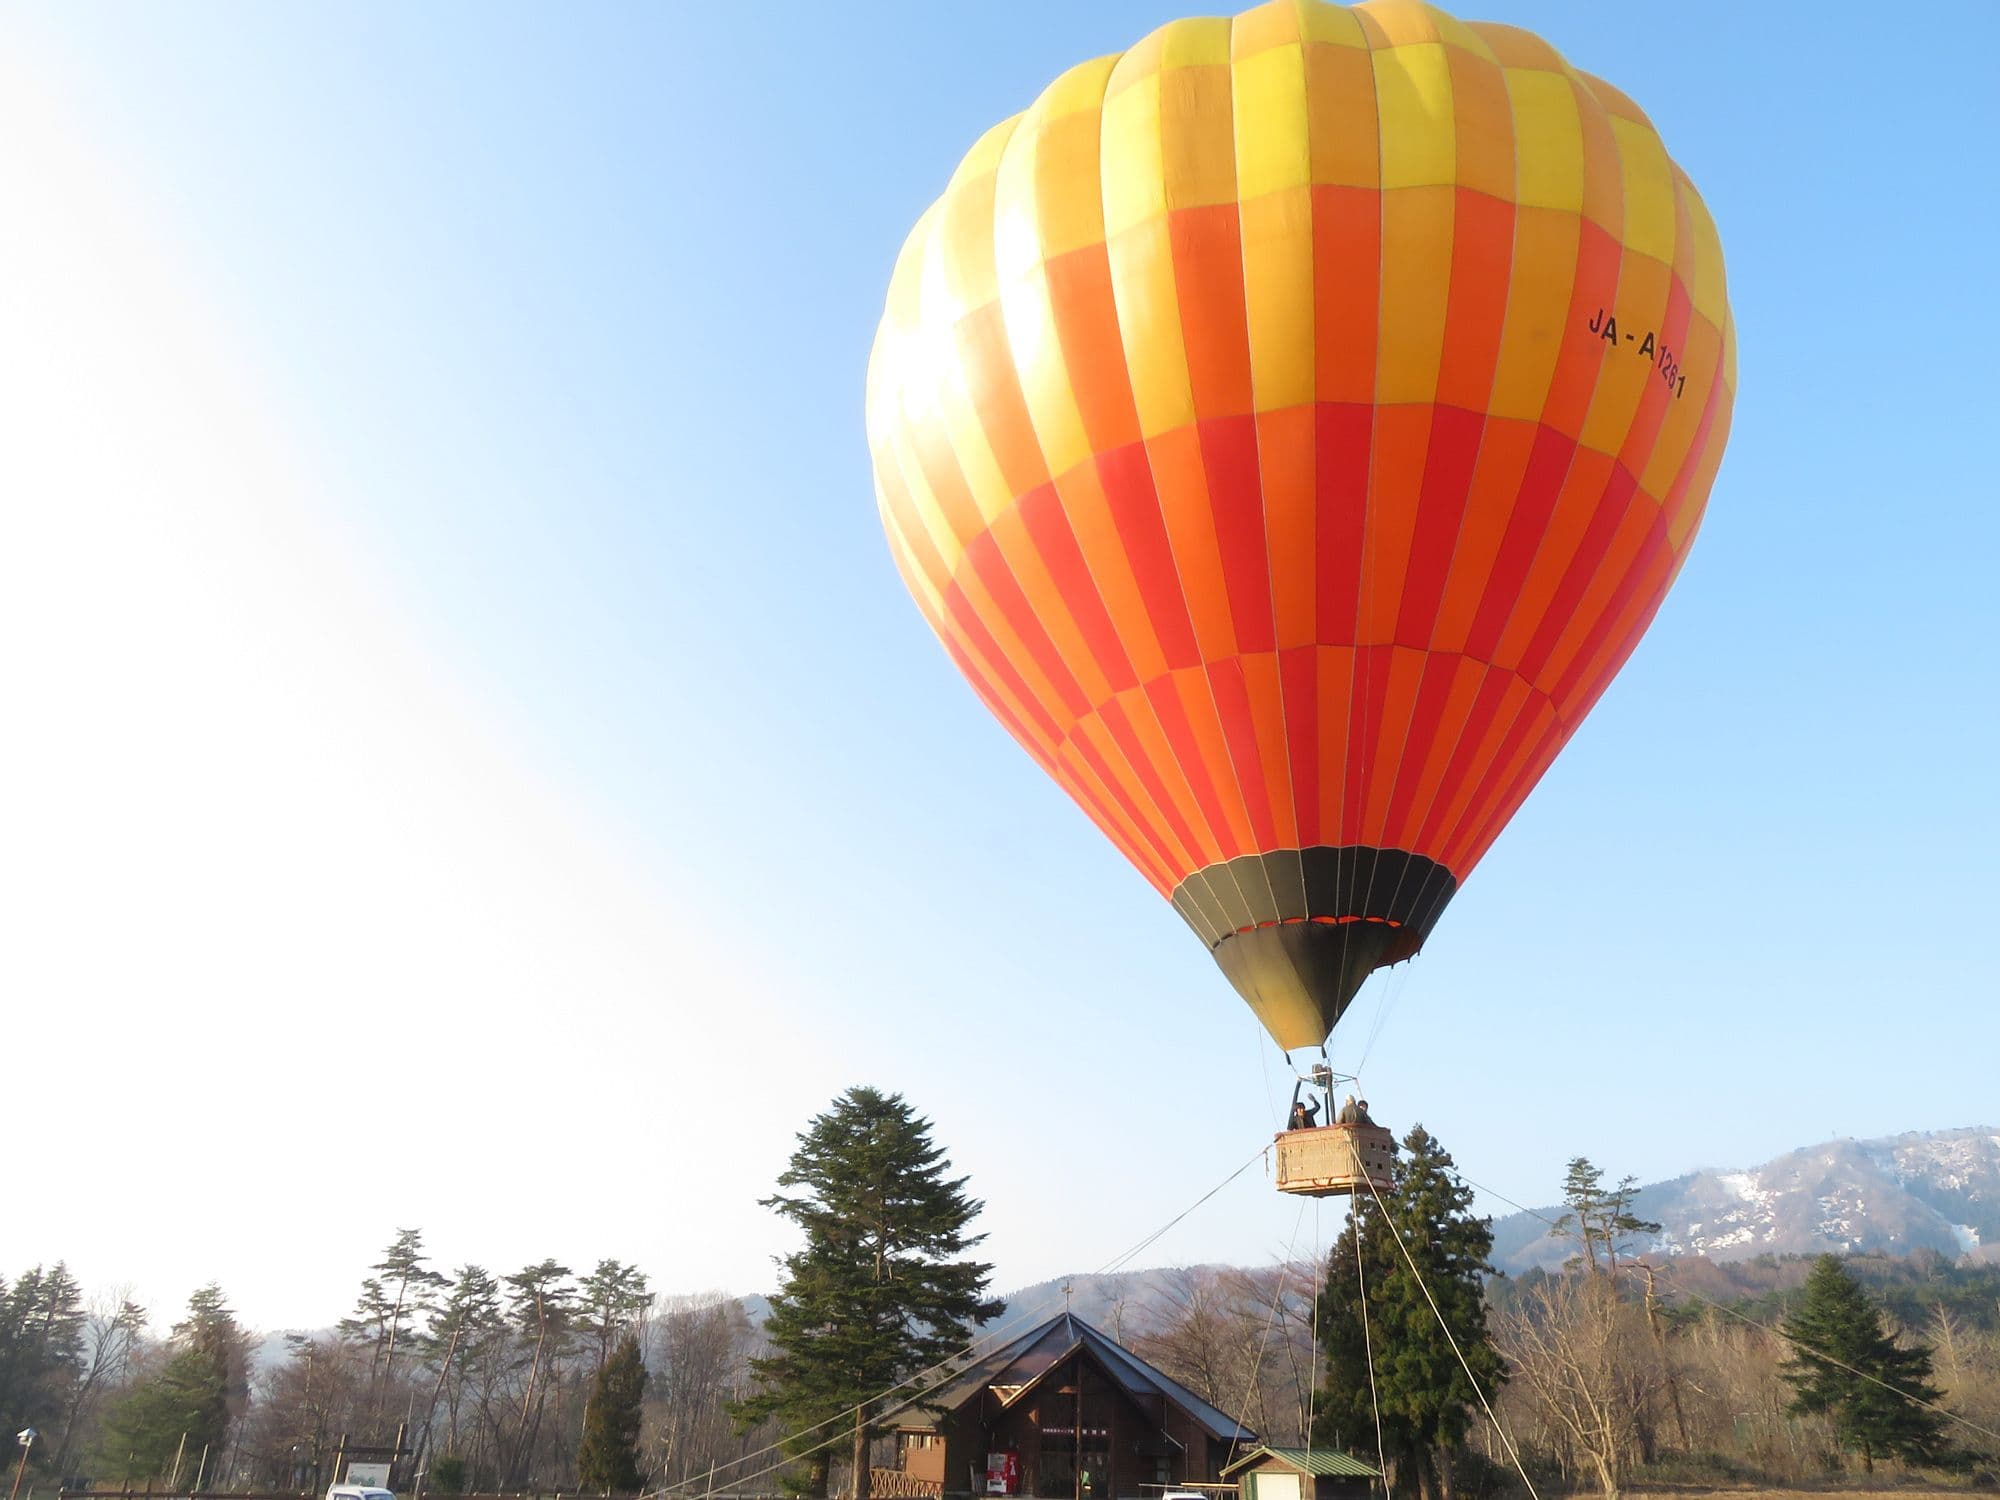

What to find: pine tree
left=1548, top=1158, right=1660, bottom=1275
left=1314, top=1125, right=1503, bottom=1500
left=417, top=1267, right=507, bottom=1484
left=576, top=1333, right=648, bottom=1493
left=733, top=1087, right=1000, bottom=1500
left=501, top=1261, right=575, bottom=1486
left=1781, top=1254, right=1951, bottom=1472
left=339, top=1229, right=447, bottom=1409
left=578, top=1261, right=653, bottom=1374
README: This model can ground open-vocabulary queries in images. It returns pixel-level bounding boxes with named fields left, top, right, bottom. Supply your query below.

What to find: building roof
left=1220, top=1447, right=1381, bottom=1480
left=911, top=1311, right=1257, bottom=1444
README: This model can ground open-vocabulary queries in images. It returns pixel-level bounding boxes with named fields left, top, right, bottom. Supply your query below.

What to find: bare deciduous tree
left=50, top=1289, right=147, bottom=1475
left=647, top=1293, right=761, bottom=1488
left=1495, top=1274, right=1655, bottom=1500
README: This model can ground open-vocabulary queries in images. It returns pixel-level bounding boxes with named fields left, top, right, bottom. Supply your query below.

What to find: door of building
left=1034, top=1426, right=1109, bottom=1498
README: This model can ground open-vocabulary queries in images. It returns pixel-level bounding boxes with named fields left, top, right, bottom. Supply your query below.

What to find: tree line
left=1123, top=1148, right=1973, bottom=1500
left=7, top=1093, right=1992, bottom=1500
left=648, top=1091, right=1989, bottom=1500
left=0, top=1245, right=771, bottom=1496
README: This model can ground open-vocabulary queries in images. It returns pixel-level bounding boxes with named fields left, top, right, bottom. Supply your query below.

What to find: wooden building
left=888, top=1312, right=1256, bottom=1500
left=1219, top=1447, right=1380, bottom=1500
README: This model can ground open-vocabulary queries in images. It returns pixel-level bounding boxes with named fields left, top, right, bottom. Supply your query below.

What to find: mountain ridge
left=249, top=1126, right=2000, bottom=1371
left=1488, top=1125, right=2000, bottom=1275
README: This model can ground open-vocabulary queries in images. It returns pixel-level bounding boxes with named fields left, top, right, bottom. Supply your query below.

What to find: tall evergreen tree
left=734, top=1087, right=1000, bottom=1500
left=100, top=1286, right=243, bottom=1481
left=1781, top=1254, right=1951, bottom=1472
left=98, top=1346, right=229, bottom=1481
left=576, top=1333, right=648, bottom=1493
left=1314, top=1126, right=1502, bottom=1500
left=0, top=1264, right=88, bottom=1474
left=174, top=1283, right=250, bottom=1433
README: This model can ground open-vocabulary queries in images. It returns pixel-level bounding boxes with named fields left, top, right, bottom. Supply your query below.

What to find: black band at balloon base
left=1168, top=846, right=1458, bottom=1052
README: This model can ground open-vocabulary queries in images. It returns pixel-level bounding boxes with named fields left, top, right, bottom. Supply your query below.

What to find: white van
left=326, top=1486, right=396, bottom=1500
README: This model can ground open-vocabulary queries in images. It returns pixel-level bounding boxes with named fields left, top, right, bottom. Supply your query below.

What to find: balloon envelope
left=867, top=0, right=1735, bottom=1053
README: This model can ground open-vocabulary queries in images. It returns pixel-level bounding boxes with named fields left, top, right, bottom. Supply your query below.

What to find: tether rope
left=1353, top=1201, right=1387, bottom=1481
left=1226, top=1198, right=1312, bottom=1473
left=1360, top=1170, right=1543, bottom=1500
left=1306, top=1198, right=1325, bottom=1458
left=1455, top=1170, right=2000, bottom=1452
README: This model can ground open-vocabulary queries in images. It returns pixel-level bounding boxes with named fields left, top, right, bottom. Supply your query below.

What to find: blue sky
left=4, top=1, right=1996, bottom=1329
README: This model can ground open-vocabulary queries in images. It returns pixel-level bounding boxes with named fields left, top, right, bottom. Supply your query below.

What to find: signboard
left=346, top=1462, right=392, bottom=1488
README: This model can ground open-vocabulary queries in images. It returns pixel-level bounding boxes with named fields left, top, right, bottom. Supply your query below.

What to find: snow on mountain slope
left=1489, top=1127, right=2000, bottom=1275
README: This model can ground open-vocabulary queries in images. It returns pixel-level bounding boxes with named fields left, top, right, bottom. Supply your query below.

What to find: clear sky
left=4, top=1, right=1995, bottom=1333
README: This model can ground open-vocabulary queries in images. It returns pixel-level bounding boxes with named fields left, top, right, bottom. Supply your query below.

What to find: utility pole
left=10, top=1428, right=39, bottom=1500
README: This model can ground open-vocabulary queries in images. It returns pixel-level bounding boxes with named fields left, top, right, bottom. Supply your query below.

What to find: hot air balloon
left=866, top=0, right=1734, bottom=1193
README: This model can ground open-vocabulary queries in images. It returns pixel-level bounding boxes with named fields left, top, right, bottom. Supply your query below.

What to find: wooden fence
left=868, top=1471, right=943, bottom=1500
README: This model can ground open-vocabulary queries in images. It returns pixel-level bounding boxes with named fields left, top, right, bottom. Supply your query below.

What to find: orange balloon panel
left=867, top=0, right=1735, bottom=1053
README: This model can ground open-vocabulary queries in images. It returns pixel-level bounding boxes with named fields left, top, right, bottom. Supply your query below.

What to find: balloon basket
left=1273, top=1120, right=1396, bottom=1198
